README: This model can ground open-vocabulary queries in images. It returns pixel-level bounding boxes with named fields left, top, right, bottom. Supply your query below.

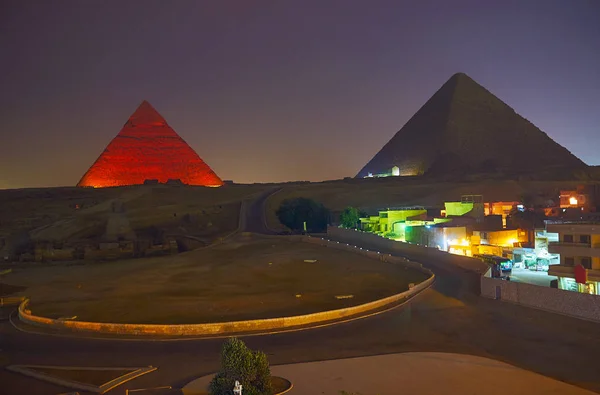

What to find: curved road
left=1, top=190, right=599, bottom=394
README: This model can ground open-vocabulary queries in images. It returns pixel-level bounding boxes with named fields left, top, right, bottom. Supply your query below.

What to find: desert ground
left=0, top=183, right=272, bottom=255
left=7, top=236, right=428, bottom=324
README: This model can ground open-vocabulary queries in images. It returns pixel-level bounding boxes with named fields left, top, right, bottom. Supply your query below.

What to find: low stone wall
left=1, top=296, right=25, bottom=306
left=481, top=271, right=600, bottom=322
left=18, top=235, right=434, bottom=337
left=330, top=226, right=600, bottom=323
left=327, top=226, right=488, bottom=274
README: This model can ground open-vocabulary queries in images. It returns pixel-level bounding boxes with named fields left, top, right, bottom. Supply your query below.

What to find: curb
left=10, top=278, right=433, bottom=342
left=5, top=365, right=156, bottom=394
left=182, top=374, right=292, bottom=395
left=17, top=237, right=433, bottom=338
left=1, top=296, right=25, bottom=307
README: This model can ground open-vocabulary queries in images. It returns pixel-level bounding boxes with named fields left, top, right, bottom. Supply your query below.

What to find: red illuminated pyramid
left=77, top=101, right=223, bottom=188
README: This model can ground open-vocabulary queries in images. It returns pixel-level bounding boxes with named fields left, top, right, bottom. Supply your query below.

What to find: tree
left=507, top=208, right=546, bottom=230
left=339, top=206, right=360, bottom=228
left=209, top=337, right=272, bottom=395
left=276, top=198, right=330, bottom=232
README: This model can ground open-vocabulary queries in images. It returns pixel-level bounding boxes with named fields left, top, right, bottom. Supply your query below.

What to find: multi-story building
left=484, top=201, right=520, bottom=228
left=559, top=186, right=591, bottom=209
left=546, top=221, right=600, bottom=295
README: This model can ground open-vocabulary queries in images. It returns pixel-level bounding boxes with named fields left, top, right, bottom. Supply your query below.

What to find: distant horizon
left=1, top=1, right=599, bottom=188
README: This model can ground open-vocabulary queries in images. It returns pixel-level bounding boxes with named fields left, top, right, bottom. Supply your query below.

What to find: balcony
left=548, top=265, right=600, bottom=282
left=548, top=242, right=600, bottom=257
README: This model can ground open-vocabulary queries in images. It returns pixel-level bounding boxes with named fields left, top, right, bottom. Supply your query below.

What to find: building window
left=580, top=257, right=592, bottom=269
left=579, top=235, right=591, bottom=244
left=564, top=234, right=574, bottom=243
left=565, top=257, right=575, bottom=266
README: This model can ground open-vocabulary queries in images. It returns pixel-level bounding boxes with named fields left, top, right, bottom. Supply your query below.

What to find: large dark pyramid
left=356, top=72, right=586, bottom=178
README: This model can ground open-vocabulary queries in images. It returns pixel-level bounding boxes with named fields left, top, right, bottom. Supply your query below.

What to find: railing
left=547, top=265, right=575, bottom=274
left=545, top=219, right=600, bottom=225
left=549, top=242, right=591, bottom=248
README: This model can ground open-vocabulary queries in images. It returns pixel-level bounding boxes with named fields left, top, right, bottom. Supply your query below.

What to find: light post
left=233, top=380, right=243, bottom=395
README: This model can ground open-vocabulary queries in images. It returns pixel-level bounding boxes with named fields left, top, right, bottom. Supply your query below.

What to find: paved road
left=1, top=192, right=599, bottom=394
left=240, top=187, right=281, bottom=234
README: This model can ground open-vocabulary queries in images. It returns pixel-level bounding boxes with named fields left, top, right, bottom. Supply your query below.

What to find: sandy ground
left=0, top=183, right=269, bottom=241
left=183, top=352, right=597, bottom=395
left=8, top=237, right=427, bottom=324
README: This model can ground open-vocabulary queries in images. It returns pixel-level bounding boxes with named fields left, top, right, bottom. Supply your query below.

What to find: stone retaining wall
left=18, top=235, right=434, bottom=336
left=328, top=226, right=600, bottom=323
left=481, top=269, right=600, bottom=322
left=327, top=226, right=488, bottom=274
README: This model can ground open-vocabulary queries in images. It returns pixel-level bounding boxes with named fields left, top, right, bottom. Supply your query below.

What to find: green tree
left=209, top=337, right=273, bottom=395
left=507, top=208, right=546, bottom=230
left=276, top=198, right=330, bottom=232
left=339, top=206, right=360, bottom=228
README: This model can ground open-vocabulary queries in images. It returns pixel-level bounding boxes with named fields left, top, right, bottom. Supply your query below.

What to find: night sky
left=1, top=0, right=599, bottom=188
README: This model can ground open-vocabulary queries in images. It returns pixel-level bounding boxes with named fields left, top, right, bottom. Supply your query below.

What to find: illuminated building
left=546, top=221, right=600, bottom=295
left=559, top=187, right=589, bottom=209
left=359, top=207, right=429, bottom=240
left=484, top=201, right=519, bottom=228
left=444, top=195, right=484, bottom=222
left=77, top=101, right=223, bottom=188
left=364, top=166, right=402, bottom=178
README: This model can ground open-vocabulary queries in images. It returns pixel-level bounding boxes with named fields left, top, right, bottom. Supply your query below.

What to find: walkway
left=183, top=352, right=596, bottom=395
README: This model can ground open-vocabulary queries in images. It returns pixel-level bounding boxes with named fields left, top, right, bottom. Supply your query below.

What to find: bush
left=339, top=206, right=360, bottom=229
left=209, top=338, right=273, bottom=395
left=276, top=198, right=330, bottom=232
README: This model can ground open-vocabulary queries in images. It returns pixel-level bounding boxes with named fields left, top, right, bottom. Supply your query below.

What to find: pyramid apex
left=129, top=100, right=166, bottom=126
left=449, top=72, right=474, bottom=82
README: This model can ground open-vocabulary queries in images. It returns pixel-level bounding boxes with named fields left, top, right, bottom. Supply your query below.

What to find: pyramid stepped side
left=77, top=101, right=223, bottom=188
left=436, top=73, right=586, bottom=173
left=356, top=75, right=459, bottom=178
left=356, top=73, right=586, bottom=178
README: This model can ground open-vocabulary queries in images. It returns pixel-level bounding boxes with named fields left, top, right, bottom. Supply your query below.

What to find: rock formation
left=356, top=72, right=586, bottom=178
left=77, top=101, right=223, bottom=188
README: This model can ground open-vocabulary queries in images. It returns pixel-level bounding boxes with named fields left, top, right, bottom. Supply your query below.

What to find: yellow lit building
left=472, top=229, right=529, bottom=248
left=484, top=201, right=519, bottom=228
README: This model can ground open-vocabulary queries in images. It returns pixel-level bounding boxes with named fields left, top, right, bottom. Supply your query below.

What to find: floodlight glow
left=569, top=197, right=578, bottom=205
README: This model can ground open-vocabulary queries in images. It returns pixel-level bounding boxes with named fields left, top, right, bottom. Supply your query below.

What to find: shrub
left=276, top=198, right=330, bottom=232
left=209, top=337, right=273, bottom=395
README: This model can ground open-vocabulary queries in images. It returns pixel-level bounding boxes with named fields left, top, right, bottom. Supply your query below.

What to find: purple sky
left=1, top=0, right=599, bottom=188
